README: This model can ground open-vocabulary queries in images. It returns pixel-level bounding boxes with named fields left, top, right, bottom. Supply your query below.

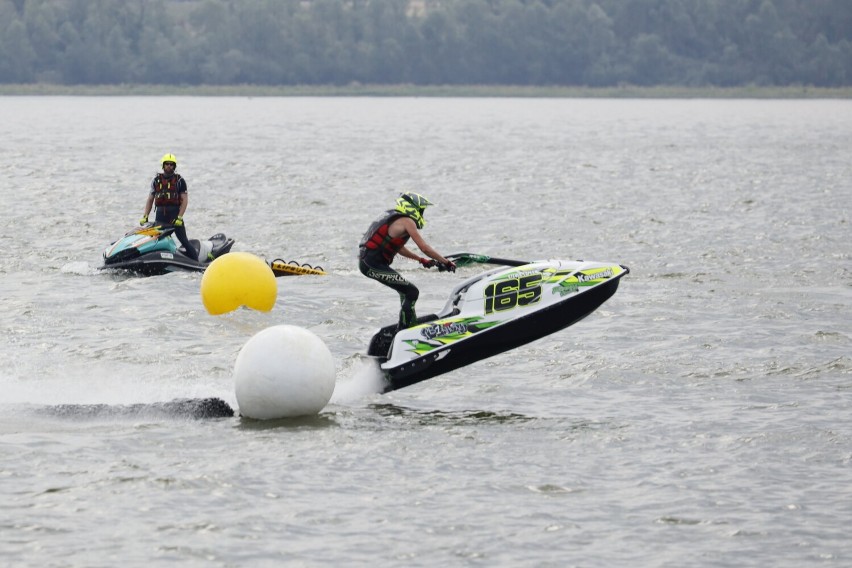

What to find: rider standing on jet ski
left=359, top=193, right=456, bottom=331
left=140, top=153, right=198, bottom=260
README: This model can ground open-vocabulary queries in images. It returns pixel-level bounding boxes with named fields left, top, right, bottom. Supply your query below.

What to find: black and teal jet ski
left=101, top=222, right=235, bottom=276
left=101, top=223, right=326, bottom=277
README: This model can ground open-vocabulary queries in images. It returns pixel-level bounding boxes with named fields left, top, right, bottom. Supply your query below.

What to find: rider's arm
left=177, top=178, right=189, bottom=218
left=178, top=193, right=189, bottom=218
left=396, top=245, right=422, bottom=262
left=143, top=194, right=154, bottom=218
left=402, top=219, right=450, bottom=265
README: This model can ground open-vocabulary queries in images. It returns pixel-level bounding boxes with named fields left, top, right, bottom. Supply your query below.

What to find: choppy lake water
left=1, top=96, right=850, bottom=566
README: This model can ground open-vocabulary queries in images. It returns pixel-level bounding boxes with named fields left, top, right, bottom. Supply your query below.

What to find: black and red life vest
left=359, top=211, right=413, bottom=264
left=152, top=173, right=184, bottom=207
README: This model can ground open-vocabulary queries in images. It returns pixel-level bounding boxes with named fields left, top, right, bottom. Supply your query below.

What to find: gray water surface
left=1, top=97, right=850, bottom=567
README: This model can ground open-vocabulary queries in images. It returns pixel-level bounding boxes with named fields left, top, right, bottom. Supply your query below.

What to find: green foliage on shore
left=2, top=83, right=850, bottom=98
left=2, top=0, right=851, bottom=88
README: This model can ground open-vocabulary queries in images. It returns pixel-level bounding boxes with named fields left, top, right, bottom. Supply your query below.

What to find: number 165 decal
left=484, top=275, right=542, bottom=314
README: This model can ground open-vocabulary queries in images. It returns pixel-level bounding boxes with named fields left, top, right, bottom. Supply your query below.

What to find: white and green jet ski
left=368, top=254, right=629, bottom=393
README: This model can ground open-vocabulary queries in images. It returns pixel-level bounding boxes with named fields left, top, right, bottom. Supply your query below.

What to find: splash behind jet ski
left=368, top=255, right=629, bottom=393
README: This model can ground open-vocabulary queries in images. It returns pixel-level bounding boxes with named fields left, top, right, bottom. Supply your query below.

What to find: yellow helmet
left=161, top=153, right=178, bottom=168
left=394, top=192, right=433, bottom=229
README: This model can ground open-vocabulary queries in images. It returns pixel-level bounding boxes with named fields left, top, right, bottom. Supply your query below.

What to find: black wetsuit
left=150, top=173, right=197, bottom=260
left=358, top=211, right=420, bottom=330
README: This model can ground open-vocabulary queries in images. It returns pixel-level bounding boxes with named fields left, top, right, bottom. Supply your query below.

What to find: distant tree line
left=1, top=0, right=850, bottom=87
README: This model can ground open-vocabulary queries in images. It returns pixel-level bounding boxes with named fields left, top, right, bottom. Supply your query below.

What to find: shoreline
left=1, top=83, right=851, bottom=98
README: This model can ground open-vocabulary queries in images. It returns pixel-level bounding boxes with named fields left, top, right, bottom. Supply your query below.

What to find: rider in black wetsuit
left=359, top=193, right=456, bottom=331
left=140, top=153, right=198, bottom=260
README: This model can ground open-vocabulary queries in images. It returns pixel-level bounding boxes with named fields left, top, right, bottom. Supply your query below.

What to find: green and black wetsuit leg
left=359, top=256, right=420, bottom=330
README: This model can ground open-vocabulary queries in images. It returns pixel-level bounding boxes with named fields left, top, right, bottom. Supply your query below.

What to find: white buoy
left=234, top=325, right=336, bottom=419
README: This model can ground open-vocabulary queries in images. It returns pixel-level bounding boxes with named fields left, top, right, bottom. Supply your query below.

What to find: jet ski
left=101, top=223, right=326, bottom=277
left=367, top=255, right=629, bottom=393
left=101, top=222, right=235, bottom=275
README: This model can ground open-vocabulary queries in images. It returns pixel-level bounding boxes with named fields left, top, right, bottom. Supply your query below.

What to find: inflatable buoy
left=201, top=252, right=277, bottom=315
left=234, top=325, right=336, bottom=419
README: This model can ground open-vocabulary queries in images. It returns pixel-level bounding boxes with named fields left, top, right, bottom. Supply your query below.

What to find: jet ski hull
left=103, top=249, right=212, bottom=275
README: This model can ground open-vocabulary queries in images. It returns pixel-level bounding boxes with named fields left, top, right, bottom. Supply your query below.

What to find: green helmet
left=394, top=192, right=433, bottom=229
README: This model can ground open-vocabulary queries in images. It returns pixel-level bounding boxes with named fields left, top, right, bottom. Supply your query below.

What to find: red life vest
left=359, top=211, right=411, bottom=264
left=152, top=173, right=184, bottom=207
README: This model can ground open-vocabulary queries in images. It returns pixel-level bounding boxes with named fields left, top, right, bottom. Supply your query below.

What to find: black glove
left=420, top=258, right=437, bottom=268
left=438, top=261, right=457, bottom=273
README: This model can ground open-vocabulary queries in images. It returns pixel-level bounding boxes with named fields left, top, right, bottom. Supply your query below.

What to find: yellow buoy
left=200, top=252, right=277, bottom=315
